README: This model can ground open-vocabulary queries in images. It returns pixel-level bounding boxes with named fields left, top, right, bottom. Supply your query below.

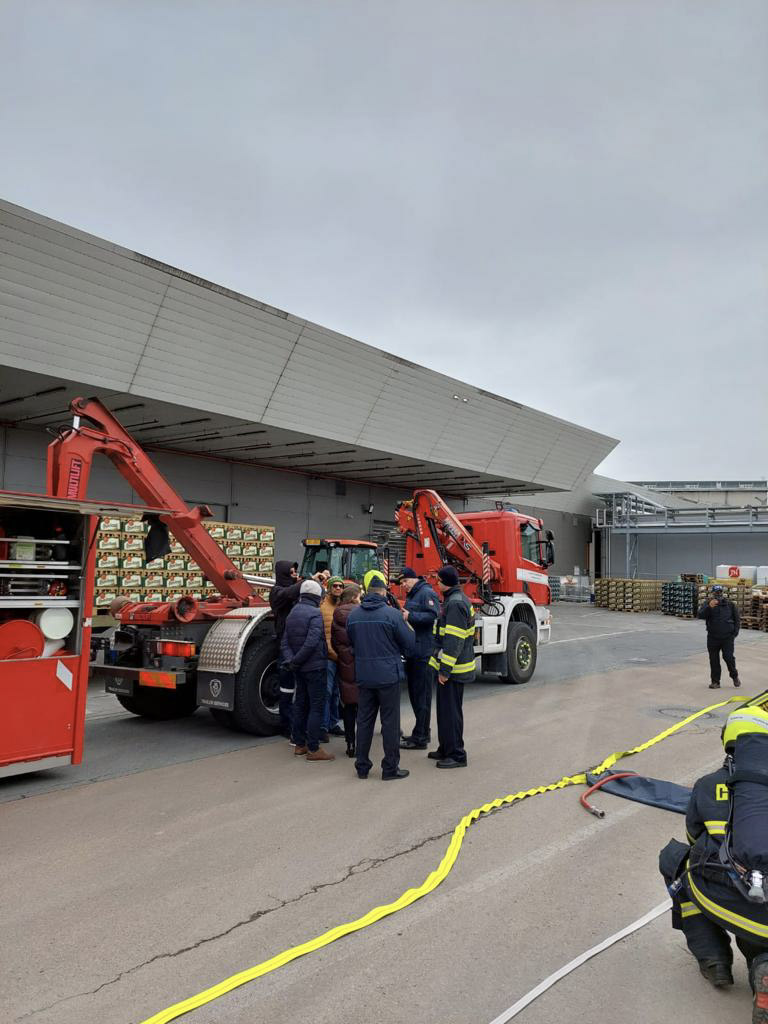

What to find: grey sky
left=1, top=1, right=766, bottom=480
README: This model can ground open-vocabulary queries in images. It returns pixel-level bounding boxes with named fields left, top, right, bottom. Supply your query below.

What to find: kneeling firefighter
left=659, top=704, right=768, bottom=1021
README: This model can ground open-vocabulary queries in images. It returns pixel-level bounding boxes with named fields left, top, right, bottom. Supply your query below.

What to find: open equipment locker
left=0, top=491, right=163, bottom=779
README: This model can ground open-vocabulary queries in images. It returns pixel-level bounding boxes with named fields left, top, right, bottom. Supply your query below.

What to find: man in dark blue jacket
left=698, top=584, right=741, bottom=689
left=347, top=577, right=415, bottom=780
left=398, top=567, right=440, bottom=750
left=281, top=579, right=335, bottom=762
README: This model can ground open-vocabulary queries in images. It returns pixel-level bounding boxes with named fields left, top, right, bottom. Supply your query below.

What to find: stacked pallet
left=743, top=593, right=768, bottom=631
left=661, top=581, right=699, bottom=618
left=680, top=573, right=706, bottom=584
left=93, top=517, right=275, bottom=609
left=595, top=578, right=662, bottom=612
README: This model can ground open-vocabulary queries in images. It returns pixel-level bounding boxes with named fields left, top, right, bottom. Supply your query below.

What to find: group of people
left=269, top=559, right=475, bottom=780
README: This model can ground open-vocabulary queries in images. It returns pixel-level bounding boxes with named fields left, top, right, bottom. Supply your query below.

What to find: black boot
left=708, top=681, right=721, bottom=689
left=750, top=952, right=768, bottom=1022
left=698, top=961, right=733, bottom=988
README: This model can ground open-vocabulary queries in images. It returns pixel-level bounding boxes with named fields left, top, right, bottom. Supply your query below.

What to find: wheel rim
left=516, top=638, right=532, bottom=671
left=259, top=659, right=280, bottom=715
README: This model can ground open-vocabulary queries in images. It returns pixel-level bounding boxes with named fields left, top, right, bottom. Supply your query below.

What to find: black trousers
left=278, top=662, right=295, bottom=737
left=341, top=701, right=358, bottom=747
left=355, top=684, right=401, bottom=777
left=707, top=636, right=737, bottom=684
left=660, top=839, right=767, bottom=969
left=435, top=673, right=466, bottom=763
left=405, top=656, right=432, bottom=744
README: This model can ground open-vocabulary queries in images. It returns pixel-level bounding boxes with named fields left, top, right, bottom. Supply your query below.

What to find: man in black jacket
left=698, top=584, right=741, bottom=690
left=399, top=567, right=440, bottom=750
left=270, top=560, right=327, bottom=737
left=347, top=578, right=415, bottom=780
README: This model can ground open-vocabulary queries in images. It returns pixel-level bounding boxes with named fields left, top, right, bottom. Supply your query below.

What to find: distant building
left=631, top=480, right=767, bottom=508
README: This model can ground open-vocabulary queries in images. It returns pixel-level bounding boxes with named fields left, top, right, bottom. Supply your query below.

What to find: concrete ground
left=4, top=604, right=768, bottom=1024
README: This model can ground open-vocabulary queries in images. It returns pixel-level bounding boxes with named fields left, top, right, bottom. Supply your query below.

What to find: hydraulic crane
left=395, top=489, right=555, bottom=684
left=48, top=397, right=281, bottom=734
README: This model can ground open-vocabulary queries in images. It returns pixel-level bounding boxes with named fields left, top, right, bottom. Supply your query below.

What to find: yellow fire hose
left=140, top=693, right=749, bottom=1024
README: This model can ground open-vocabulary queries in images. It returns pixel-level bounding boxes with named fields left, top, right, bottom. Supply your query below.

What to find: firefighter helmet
left=722, top=707, right=768, bottom=751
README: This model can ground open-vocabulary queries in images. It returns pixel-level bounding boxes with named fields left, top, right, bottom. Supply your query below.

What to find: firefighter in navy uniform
left=428, top=565, right=476, bottom=769
left=660, top=706, right=768, bottom=1023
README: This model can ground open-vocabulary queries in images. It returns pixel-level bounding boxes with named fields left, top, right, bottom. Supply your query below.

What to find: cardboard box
left=98, top=534, right=121, bottom=551
left=242, top=527, right=260, bottom=541
left=243, top=543, right=260, bottom=558
left=259, top=560, right=274, bottom=573
left=145, top=573, right=165, bottom=589
left=187, top=573, right=204, bottom=587
left=145, top=590, right=164, bottom=603
left=95, top=572, right=118, bottom=588
left=259, top=544, right=274, bottom=557
left=206, top=524, right=225, bottom=539
left=166, top=574, right=186, bottom=589
left=225, top=543, right=242, bottom=558
left=122, top=536, right=145, bottom=553
left=259, top=529, right=275, bottom=542
left=120, top=572, right=144, bottom=589
left=123, top=518, right=146, bottom=534
left=100, top=517, right=122, bottom=533
left=164, top=555, right=188, bottom=572
left=145, top=557, right=165, bottom=570
left=241, top=560, right=258, bottom=573
left=225, top=527, right=243, bottom=541
left=95, top=589, right=119, bottom=607
left=169, top=539, right=185, bottom=554
left=96, top=553, right=120, bottom=570
left=125, top=590, right=144, bottom=603
left=122, top=554, right=145, bottom=570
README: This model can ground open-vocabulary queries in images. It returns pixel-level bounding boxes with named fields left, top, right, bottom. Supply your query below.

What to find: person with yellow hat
left=659, top=701, right=768, bottom=1021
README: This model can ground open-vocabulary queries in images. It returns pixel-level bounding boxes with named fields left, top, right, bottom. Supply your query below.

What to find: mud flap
left=197, top=671, right=235, bottom=711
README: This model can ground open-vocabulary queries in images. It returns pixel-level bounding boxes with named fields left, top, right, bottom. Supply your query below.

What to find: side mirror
left=539, top=540, right=555, bottom=568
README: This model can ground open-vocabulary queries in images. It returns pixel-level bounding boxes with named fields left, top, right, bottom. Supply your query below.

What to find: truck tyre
left=229, top=634, right=281, bottom=736
left=501, top=621, right=537, bottom=684
left=116, top=686, right=198, bottom=719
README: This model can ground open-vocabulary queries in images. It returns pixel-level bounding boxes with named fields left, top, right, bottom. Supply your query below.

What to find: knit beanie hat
left=300, top=579, right=323, bottom=598
left=437, top=565, right=460, bottom=587
left=326, top=575, right=345, bottom=590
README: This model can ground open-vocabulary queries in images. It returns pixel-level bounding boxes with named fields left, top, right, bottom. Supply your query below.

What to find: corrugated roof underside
left=0, top=199, right=617, bottom=491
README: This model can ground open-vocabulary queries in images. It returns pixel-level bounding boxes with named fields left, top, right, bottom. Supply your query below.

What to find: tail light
left=152, top=639, right=196, bottom=658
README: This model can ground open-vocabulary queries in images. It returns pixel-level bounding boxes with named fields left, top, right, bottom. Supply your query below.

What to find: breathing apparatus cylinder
left=730, top=732, right=768, bottom=884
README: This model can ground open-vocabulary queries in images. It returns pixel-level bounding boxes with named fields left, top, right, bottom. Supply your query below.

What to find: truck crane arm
left=395, top=488, right=501, bottom=588
left=46, top=397, right=254, bottom=603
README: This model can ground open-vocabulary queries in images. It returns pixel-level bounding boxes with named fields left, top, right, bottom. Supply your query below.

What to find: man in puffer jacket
left=698, top=584, right=741, bottom=690
left=347, top=577, right=415, bottom=780
left=281, top=580, right=334, bottom=761
left=270, top=560, right=327, bottom=737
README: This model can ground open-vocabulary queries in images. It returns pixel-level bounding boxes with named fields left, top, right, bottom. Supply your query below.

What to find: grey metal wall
left=0, top=425, right=409, bottom=560
left=608, top=533, right=768, bottom=580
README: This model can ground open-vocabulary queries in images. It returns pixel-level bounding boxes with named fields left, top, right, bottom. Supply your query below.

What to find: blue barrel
left=732, top=733, right=768, bottom=871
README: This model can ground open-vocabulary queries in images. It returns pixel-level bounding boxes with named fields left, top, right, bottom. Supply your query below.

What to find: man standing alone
left=399, top=567, right=440, bottom=750
left=429, top=565, right=476, bottom=769
left=698, top=584, right=741, bottom=690
left=347, top=577, right=414, bottom=780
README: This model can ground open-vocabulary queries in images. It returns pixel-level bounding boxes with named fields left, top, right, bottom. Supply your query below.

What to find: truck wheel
left=501, top=622, right=537, bottom=684
left=230, top=635, right=281, bottom=736
left=116, top=686, right=198, bottom=719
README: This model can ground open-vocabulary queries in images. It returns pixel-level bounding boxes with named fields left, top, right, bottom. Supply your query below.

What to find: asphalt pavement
left=4, top=604, right=768, bottom=1024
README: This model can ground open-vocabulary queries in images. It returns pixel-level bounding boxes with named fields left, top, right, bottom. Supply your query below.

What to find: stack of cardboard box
left=93, top=517, right=275, bottom=608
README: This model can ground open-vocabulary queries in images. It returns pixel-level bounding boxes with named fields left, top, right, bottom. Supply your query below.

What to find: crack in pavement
left=16, top=825, right=454, bottom=1023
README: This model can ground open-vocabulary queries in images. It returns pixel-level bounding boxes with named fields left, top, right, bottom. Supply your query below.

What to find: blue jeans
left=322, top=660, right=341, bottom=730
left=292, top=668, right=327, bottom=752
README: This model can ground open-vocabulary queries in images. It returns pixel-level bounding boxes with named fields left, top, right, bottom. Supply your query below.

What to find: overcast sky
left=1, top=2, right=766, bottom=481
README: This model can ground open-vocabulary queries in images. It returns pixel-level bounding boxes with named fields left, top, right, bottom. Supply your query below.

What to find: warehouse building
left=0, top=199, right=617, bottom=573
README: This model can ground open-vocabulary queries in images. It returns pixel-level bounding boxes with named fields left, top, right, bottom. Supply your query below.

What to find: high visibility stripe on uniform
left=680, top=901, right=702, bottom=918
left=704, top=820, right=727, bottom=836
left=687, top=872, right=768, bottom=939
left=428, top=656, right=440, bottom=670
left=440, top=653, right=458, bottom=667
left=450, top=660, right=477, bottom=675
left=444, top=624, right=474, bottom=640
